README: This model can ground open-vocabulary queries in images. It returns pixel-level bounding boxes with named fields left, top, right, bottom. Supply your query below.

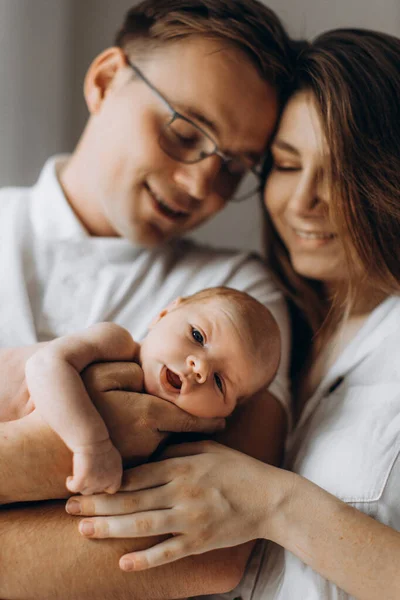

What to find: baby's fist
left=67, top=441, right=122, bottom=496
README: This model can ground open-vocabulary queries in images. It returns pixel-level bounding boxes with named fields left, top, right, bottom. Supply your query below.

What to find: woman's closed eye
left=272, top=160, right=301, bottom=172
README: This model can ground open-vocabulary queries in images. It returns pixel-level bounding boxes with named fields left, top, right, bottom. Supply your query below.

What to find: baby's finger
left=119, top=537, right=191, bottom=572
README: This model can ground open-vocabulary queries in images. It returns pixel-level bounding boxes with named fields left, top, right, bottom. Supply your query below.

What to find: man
left=0, top=1, right=293, bottom=598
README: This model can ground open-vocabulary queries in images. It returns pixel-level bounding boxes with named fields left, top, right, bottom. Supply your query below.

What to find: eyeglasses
left=126, top=59, right=263, bottom=202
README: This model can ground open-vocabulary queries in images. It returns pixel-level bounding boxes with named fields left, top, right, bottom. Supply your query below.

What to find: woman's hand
left=66, top=440, right=289, bottom=571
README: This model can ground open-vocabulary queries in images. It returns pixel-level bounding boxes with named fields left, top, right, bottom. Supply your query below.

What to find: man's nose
left=172, top=155, right=222, bottom=201
left=186, top=355, right=208, bottom=384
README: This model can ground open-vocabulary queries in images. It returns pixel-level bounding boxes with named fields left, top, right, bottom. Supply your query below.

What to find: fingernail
left=79, top=520, right=95, bottom=536
left=66, top=500, right=81, bottom=515
left=120, top=558, right=134, bottom=572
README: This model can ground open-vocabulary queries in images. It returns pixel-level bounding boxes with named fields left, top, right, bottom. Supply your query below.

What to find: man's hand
left=82, top=361, right=225, bottom=465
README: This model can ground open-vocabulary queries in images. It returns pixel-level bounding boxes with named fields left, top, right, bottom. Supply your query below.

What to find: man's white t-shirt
left=0, top=156, right=291, bottom=416
left=203, top=295, right=400, bottom=599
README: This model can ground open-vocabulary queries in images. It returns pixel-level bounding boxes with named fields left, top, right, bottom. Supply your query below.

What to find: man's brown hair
left=115, top=0, right=294, bottom=102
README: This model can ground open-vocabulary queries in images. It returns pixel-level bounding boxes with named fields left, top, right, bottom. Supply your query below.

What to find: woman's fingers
left=66, top=443, right=226, bottom=516
left=78, top=509, right=178, bottom=539
left=66, top=480, right=171, bottom=516
left=65, top=459, right=182, bottom=516
left=119, top=537, right=191, bottom=572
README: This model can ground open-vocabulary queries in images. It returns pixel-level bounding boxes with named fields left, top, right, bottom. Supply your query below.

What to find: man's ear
left=84, top=47, right=127, bottom=114
left=148, top=297, right=184, bottom=329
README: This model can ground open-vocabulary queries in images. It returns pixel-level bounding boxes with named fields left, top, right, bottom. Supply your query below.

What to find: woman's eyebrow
left=272, top=138, right=300, bottom=155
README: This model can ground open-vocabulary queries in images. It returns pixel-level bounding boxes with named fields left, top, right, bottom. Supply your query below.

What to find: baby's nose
left=186, top=355, right=208, bottom=384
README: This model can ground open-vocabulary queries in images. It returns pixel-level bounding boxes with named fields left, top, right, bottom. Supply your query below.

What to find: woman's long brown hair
left=263, top=29, right=400, bottom=375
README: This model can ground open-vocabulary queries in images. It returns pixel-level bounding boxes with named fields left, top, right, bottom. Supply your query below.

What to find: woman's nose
left=186, top=355, right=208, bottom=384
left=288, top=171, right=324, bottom=216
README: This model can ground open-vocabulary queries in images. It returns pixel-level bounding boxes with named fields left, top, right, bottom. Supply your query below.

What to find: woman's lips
left=293, top=228, right=337, bottom=240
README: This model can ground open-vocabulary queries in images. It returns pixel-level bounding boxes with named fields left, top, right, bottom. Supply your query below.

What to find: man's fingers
left=119, top=537, right=190, bottom=571
left=160, top=440, right=219, bottom=459
left=82, top=361, right=144, bottom=393
left=158, top=405, right=225, bottom=434
left=78, top=509, right=177, bottom=539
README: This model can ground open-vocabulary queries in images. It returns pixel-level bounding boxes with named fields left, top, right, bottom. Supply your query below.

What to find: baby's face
left=140, top=297, right=265, bottom=418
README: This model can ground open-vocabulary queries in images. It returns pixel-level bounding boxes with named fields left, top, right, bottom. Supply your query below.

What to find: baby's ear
left=148, top=297, right=184, bottom=329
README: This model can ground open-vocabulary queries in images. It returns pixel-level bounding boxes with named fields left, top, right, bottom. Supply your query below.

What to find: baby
left=25, top=287, right=281, bottom=496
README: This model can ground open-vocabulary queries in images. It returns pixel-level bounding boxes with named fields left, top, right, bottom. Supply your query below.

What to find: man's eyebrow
left=174, top=103, right=220, bottom=137
left=272, top=138, right=300, bottom=156
left=174, top=104, right=266, bottom=158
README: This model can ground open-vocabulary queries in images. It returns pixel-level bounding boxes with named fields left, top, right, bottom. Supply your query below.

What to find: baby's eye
left=192, top=328, right=204, bottom=345
left=214, top=373, right=223, bottom=393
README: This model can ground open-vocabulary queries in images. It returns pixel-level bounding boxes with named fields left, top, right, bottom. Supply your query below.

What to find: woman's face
left=264, top=91, right=347, bottom=285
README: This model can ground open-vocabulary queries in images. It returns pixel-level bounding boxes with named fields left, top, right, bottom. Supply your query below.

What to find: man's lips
left=146, top=184, right=191, bottom=221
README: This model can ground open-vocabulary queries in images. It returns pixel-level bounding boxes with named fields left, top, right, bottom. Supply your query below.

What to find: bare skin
left=25, top=295, right=278, bottom=497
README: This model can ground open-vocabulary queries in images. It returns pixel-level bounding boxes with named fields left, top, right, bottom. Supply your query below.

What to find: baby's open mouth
left=166, top=368, right=182, bottom=390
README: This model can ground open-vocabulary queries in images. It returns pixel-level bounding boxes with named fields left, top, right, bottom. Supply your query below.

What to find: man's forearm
left=0, top=502, right=246, bottom=600
left=0, top=414, right=71, bottom=503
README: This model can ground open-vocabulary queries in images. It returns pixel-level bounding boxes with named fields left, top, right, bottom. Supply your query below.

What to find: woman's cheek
left=264, top=174, right=285, bottom=216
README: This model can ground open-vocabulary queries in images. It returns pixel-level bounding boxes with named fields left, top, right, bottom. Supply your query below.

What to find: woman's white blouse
left=202, top=295, right=400, bottom=600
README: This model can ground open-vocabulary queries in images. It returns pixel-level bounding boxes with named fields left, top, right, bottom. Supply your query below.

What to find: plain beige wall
left=0, top=0, right=399, bottom=252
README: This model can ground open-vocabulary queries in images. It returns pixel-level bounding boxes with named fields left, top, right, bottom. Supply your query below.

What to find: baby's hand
left=66, top=439, right=122, bottom=496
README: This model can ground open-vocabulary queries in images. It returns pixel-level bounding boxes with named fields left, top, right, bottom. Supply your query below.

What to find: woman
left=67, top=28, right=400, bottom=599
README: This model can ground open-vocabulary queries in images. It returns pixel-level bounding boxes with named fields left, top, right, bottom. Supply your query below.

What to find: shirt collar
left=31, top=155, right=90, bottom=241
left=296, top=295, right=400, bottom=431
left=30, top=155, right=145, bottom=260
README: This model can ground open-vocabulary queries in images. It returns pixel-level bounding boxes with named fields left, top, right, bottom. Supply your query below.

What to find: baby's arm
left=25, top=323, right=139, bottom=495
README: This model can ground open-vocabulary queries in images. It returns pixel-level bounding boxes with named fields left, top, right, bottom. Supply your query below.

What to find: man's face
left=139, top=297, right=264, bottom=418
left=71, top=37, right=278, bottom=246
